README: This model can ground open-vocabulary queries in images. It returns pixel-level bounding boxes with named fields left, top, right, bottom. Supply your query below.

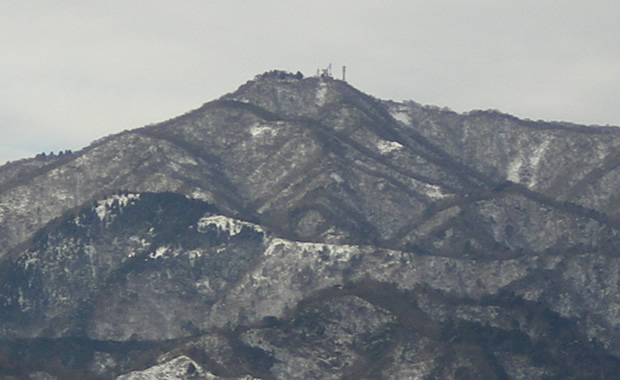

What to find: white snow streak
left=527, top=140, right=550, bottom=187
left=506, top=139, right=549, bottom=186
left=507, top=158, right=522, bottom=183
left=316, top=82, right=328, bottom=106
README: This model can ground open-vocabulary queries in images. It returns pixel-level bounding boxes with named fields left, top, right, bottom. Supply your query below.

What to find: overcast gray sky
left=2, top=1, right=620, bottom=164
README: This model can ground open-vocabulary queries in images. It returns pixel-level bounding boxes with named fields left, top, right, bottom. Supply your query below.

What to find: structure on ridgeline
left=316, top=64, right=346, bottom=81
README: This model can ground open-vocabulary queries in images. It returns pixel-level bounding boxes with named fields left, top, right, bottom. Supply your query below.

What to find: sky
left=2, top=1, right=620, bottom=164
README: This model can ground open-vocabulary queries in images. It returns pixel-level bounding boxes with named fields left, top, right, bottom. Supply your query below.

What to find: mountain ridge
left=1, top=71, right=620, bottom=379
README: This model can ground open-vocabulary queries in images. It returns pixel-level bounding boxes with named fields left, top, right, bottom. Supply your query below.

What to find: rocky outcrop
left=0, top=71, right=619, bottom=379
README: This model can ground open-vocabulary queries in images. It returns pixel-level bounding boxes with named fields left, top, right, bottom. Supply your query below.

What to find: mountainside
left=1, top=70, right=619, bottom=379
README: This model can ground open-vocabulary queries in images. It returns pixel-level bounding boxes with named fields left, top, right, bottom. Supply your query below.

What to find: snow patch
left=95, top=194, right=140, bottom=221
left=263, top=238, right=356, bottom=262
left=321, top=226, right=348, bottom=244
left=263, top=238, right=291, bottom=257
left=127, top=237, right=148, bottom=258
left=530, top=140, right=549, bottom=168
left=22, top=254, right=39, bottom=270
left=422, top=184, right=448, bottom=200
left=129, top=236, right=149, bottom=248
left=150, top=246, right=169, bottom=259
left=189, top=190, right=215, bottom=203
left=390, top=108, right=411, bottom=125
left=188, top=249, right=205, bottom=260
left=195, top=277, right=214, bottom=294
left=249, top=123, right=276, bottom=138
left=116, top=355, right=260, bottom=379
left=377, top=140, right=404, bottom=154
left=171, top=155, right=198, bottom=166
left=330, top=173, right=344, bottom=184
left=197, top=215, right=264, bottom=237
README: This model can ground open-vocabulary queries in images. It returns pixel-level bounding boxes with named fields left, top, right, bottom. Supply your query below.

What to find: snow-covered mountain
left=1, top=70, right=619, bottom=379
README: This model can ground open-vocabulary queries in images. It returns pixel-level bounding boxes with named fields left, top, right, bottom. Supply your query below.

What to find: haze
left=2, top=1, right=619, bottom=163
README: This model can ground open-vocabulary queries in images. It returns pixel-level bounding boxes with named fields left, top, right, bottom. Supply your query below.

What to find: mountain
left=1, top=70, right=619, bottom=379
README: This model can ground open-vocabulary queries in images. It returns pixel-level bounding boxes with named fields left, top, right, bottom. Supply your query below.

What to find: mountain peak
left=1, top=71, right=620, bottom=378
left=213, top=69, right=361, bottom=120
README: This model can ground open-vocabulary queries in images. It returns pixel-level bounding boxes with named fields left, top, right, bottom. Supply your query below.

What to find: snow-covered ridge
left=197, top=215, right=265, bottom=237
left=95, top=194, right=140, bottom=221
left=116, top=355, right=260, bottom=379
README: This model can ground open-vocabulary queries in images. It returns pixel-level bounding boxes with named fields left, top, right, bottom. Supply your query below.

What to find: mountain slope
left=0, top=70, right=619, bottom=379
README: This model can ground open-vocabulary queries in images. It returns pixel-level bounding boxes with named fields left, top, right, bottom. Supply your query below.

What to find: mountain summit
left=1, top=70, right=619, bottom=379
